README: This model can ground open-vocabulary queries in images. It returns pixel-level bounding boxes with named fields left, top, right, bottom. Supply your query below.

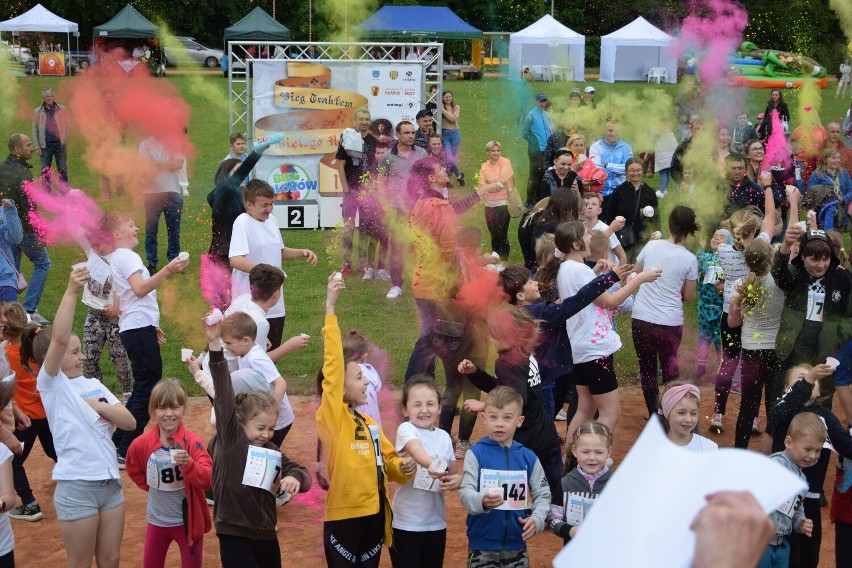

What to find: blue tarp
left=355, top=6, right=482, bottom=40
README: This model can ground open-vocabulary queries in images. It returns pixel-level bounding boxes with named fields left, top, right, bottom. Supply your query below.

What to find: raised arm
left=43, top=267, right=89, bottom=377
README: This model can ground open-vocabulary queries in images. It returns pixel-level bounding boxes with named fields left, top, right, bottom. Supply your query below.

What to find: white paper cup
left=205, top=308, right=224, bottom=325
left=651, top=231, right=662, bottom=239
left=432, top=458, right=448, bottom=472
left=614, top=216, right=626, bottom=223
left=796, top=221, right=807, bottom=231
left=332, top=272, right=343, bottom=281
left=181, top=348, right=193, bottom=362
left=300, top=333, right=310, bottom=338
left=642, top=205, right=655, bottom=217
left=169, top=448, right=181, bottom=462
left=826, top=357, right=840, bottom=370
left=178, top=251, right=189, bottom=261
left=71, top=262, right=87, bottom=270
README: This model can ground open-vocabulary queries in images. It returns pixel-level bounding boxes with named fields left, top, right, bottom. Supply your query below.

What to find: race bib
left=703, top=265, right=721, bottom=285
left=565, top=492, right=596, bottom=525
left=367, top=424, right=383, bottom=467
left=480, top=468, right=529, bottom=511
left=242, top=445, right=283, bottom=494
left=806, top=290, right=825, bottom=322
left=412, top=457, right=448, bottom=492
left=776, top=492, right=801, bottom=518
left=146, top=449, right=184, bottom=492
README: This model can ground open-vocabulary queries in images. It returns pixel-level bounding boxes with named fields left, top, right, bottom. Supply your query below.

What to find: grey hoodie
left=549, top=467, right=614, bottom=543
left=769, top=451, right=807, bottom=539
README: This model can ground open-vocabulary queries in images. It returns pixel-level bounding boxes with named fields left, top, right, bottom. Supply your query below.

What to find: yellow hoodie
left=316, top=314, right=411, bottom=545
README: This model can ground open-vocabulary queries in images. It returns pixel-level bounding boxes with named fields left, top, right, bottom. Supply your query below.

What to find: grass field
left=4, top=72, right=851, bottom=396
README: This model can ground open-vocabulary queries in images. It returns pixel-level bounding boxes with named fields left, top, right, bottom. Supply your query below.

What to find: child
left=731, top=112, right=758, bottom=154
left=582, top=192, right=626, bottom=266
left=222, top=132, right=247, bottom=163
left=3, top=304, right=56, bottom=522
left=0, top=375, right=18, bottom=565
left=549, top=421, right=614, bottom=544
left=632, top=205, right=699, bottom=418
left=390, top=375, right=461, bottom=568
left=772, top=223, right=851, bottom=405
left=219, top=312, right=293, bottom=446
left=27, top=267, right=136, bottom=567
left=125, top=379, right=213, bottom=568
left=588, top=231, right=634, bottom=315
left=532, top=233, right=558, bottom=303
left=228, top=180, right=317, bottom=350
left=459, top=386, right=551, bottom=568
left=658, top=382, right=717, bottom=452
left=104, top=211, right=189, bottom=465
left=316, top=275, right=415, bottom=568
left=761, top=412, right=824, bottom=568
left=204, top=316, right=309, bottom=568
left=694, top=229, right=729, bottom=380
left=343, top=330, right=382, bottom=426
left=727, top=238, right=784, bottom=448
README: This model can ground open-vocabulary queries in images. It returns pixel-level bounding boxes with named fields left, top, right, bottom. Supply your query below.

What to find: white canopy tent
left=509, top=15, right=585, bottom=82
left=0, top=4, right=80, bottom=73
left=599, top=16, right=676, bottom=83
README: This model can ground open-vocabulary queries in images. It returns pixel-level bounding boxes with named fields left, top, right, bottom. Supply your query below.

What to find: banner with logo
left=39, top=53, right=66, bottom=76
left=252, top=61, right=422, bottom=204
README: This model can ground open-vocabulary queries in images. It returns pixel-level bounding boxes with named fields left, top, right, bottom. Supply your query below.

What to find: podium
left=272, top=200, right=319, bottom=229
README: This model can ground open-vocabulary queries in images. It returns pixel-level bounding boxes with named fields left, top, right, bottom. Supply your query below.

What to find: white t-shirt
left=557, top=260, right=622, bottom=364
left=81, top=247, right=116, bottom=311
left=238, top=344, right=293, bottom=429
left=0, top=445, right=13, bottom=556
left=592, top=220, right=622, bottom=265
left=633, top=240, right=699, bottom=326
left=37, top=368, right=121, bottom=480
left=717, top=232, right=770, bottom=312
left=732, top=273, right=785, bottom=350
left=110, top=248, right=159, bottom=332
left=229, top=213, right=285, bottom=318
left=225, top=294, right=270, bottom=349
left=685, top=434, right=718, bottom=453
left=392, top=421, right=455, bottom=531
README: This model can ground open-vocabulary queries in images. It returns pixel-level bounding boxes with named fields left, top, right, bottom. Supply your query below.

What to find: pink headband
left=659, top=384, right=700, bottom=419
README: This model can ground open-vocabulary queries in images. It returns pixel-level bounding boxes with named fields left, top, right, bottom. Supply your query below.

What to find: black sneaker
left=10, top=503, right=43, bottom=522
left=117, top=455, right=126, bottom=470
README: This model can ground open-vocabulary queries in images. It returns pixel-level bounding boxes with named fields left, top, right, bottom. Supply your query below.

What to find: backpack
left=803, top=184, right=847, bottom=232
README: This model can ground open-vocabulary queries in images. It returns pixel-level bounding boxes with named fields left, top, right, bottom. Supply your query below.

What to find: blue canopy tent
left=354, top=6, right=482, bottom=40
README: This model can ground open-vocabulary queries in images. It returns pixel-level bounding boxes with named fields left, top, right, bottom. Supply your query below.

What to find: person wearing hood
left=772, top=224, right=852, bottom=405
left=588, top=120, right=633, bottom=203
left=540, top=149, right=584, bottom=200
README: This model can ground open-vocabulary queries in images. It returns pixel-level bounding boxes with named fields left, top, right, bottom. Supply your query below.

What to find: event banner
left=38, top=52, right=65, bottom=76
left=252, top=60, right=422, bottom=202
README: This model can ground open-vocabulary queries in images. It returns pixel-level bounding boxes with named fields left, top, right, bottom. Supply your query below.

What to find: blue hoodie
left=589, top=138, right=634, bottom=197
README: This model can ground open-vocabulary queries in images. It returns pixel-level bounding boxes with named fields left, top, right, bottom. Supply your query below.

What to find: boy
left=105, top=211, right=189, bottom=465
left=582, top=192, right=626, bottom=266
left=731, top=112, right=758, bottom=153
left=761, top=412, right=823, bottom=567
left=460, top=386, right=550, bottom=568
left=223, top=132, right=247, bottom=163
left=229, top=180, right=317, bottom=351
left=219, top=312, right=293, bottom=447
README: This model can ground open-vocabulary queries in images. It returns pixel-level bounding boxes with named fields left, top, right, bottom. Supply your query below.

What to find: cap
left=536, top=93, right=548, bottom=102
left=570, top=87, right=581, bottom=94
left=584, top=86, right=596, bottom=94
left=415, top=109, right=433, bottom=120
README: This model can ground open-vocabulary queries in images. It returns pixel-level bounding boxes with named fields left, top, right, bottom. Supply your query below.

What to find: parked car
left=11, top=46, right=33, bottom=63
left=164, top=37, right=223, bottom=68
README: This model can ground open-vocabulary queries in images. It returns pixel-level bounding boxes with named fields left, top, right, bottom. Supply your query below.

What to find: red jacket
left=831, top=466, right=852, bottom=525
left=126, top=423, right=213, bottom=544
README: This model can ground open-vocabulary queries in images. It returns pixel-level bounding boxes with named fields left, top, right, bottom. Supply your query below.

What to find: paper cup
left=181, top=348, right=193, bottom=362
left=796, top=221, right=807, bottom=231
left=71, top=262, right=87, bottom=270
left=642, top=206, right=655, bottom=217
left=806, top=210, right=816, bottom=220
left=651, top=231, right=662, bottom=239
left=205, top=308, right=224, bottom=325
left=826, top=357, right=840, bottom=370
left=332, top=272, right=343, bottom=281
left=432, top=458, right=447, bottom=472
left=300, top=333, right=310, bottom=338
left=178, top=251, right=189, bottom=261
left=169, top=448, right=181, bottom=462
left=614, top=216, right=626, bottom=223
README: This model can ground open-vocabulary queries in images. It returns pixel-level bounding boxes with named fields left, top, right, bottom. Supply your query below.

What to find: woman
left=743, top=139, right=765, bottom=182
left=478, top=141, right=516, bottom=260
left=440, top=90, right=461, bottom=159
left=758, top=89, right=789, bottom=140
left=808, top=146, right=852, bottom=205
left=743, top=138, right=788, bottom=237
left=603, top=157, right=659, bottom=263
left=426, top=133, right=463, bottom=186
left=0, top=200, right=23, bottom=302
left=540, top=149, right=583, bottom=200
left=715, top=127, right=733, bottom=173
left=567, top=134, right=607, bottom=193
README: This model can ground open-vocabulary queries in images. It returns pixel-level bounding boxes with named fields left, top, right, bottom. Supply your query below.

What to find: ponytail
left=20, top=324, right=51, bottom=373
left=735, top=238, right=772, bottom=312
left=729, top=209, right=760, bottom=252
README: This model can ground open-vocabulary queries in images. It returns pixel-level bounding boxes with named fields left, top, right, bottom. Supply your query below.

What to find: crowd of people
left=0, top=74, right=847, bottom=568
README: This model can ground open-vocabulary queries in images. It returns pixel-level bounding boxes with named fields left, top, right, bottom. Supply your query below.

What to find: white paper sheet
left=553, top=416, right=806, bottom=568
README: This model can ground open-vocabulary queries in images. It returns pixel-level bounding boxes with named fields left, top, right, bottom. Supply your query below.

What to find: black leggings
left=788, top=496, right=822, bottom=568
left=484, top=205, right=510, bottom=260
left=324, top=509, right=385, bottom=568
left=713, top=314, right=742, bottom=415
left=389, top=528, right=446, bottom=568
left=632, top=318, right=683, bottom=417
left=271, top=422, right=292, bottom=449
left=13, top=417, right=56, bottom=504
left=734, top=349, right=780, bottom=449
left=267, top=315, right=285, bottom=351
left=218, top=534, right=281, bottom=568
left=836, top=521, right=852, bottom=568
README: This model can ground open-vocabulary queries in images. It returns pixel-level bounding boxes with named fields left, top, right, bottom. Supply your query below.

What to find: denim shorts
left=54, top=479, right=124, bottom=522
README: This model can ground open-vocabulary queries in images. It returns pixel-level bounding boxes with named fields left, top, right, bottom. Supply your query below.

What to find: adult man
left=335, top=107, right=378, bottom=276
left=413, top=109, right=433, bottom=150
left=584, top=86, right=597, bottom=108
left=138, top=136, right=188, bottom=274
left=824, top=122, right=852, bottom=172
left=0, top=134, right=50, bottom=325
left=521, top=93, right=553, bottom=206
left=589, top=120, right=633, bottom=202
left=720, top=154, right=771, bottom=220
left=377, top=121, right=427, bottom=299
left=31, top=87, right=70, bottom=182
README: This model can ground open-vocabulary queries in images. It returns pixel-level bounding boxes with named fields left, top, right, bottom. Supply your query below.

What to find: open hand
left=518, top=516, right=538, bottom=540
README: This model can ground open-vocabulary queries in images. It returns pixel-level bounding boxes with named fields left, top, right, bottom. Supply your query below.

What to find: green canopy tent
left=92, top=4, right=157, bottom=38
left=224, top=7, right=291, bottom=42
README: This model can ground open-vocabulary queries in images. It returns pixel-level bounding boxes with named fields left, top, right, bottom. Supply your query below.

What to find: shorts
left=54, top=479, right=124, bottom=522
left=571, top=355, right=618, bottom=395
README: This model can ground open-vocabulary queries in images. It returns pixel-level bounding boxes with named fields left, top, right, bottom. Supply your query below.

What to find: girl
left=556, top=221, right=660, bottom=434
left=714, top=127, right=733, bottom=172
left=533, top=233, right=558, bottom=303
left=632, top=205, right=699, bottom=418
left=204, top=316, right=309, bottom=568
left=0, top=376, right=18, bottom=567
left=711, top=193, right=775, bottom=433
left=25, top=267, right=135, bottom=568
left=3, top=304, right=55, bottom=522
left=758, top=89, right=790, bottom=140
left=548, top=421, right=613, bottom=544
left=125, top=379, right=212, bottom=568
left=390, top=375, right=460, bottom=568
left=837, top=59, right=851, bottom=99
left=727, top=238, right=783, bottom=448
left=695, top=230, right=729, bottom=380
left=317, top=275, right=415, bottom=568
left=657, top=382, right=717, bottom=452
left=478, top=141, right=516, bottom=260
left=440, top=90, right=461, bottom=159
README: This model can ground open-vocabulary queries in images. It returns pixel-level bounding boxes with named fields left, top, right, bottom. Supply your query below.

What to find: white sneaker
left=555, top=409, right=568, bottom=421
left=362, top=267, right=376, bottom=281
left=182, top=187, right=190, bottom=197
left=376, top=269, right=391, bottom=281
left=656, top=190, right=665, bottom=199
left=386, top=286, right=402, bottom=299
